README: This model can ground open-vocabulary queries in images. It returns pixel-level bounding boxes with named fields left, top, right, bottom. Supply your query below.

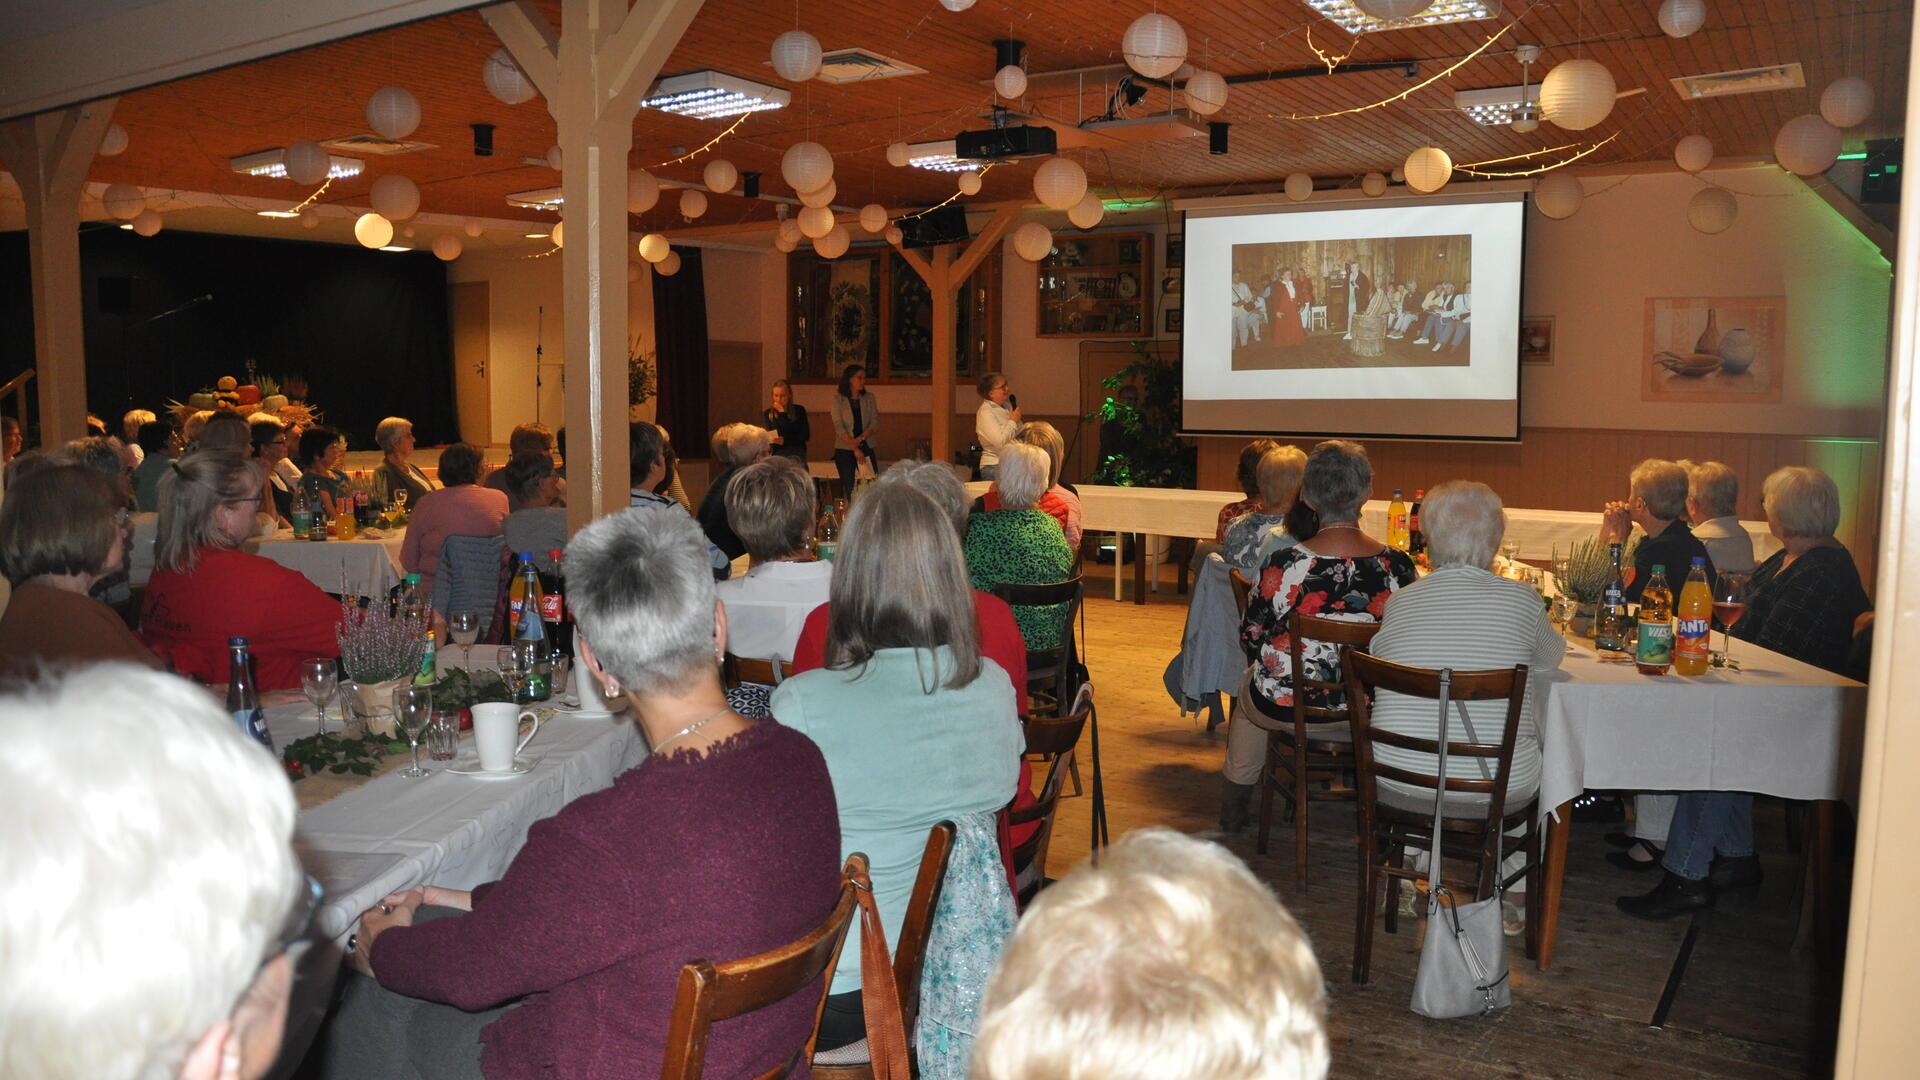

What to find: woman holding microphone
left=974, top=371, right=1021, bottom=480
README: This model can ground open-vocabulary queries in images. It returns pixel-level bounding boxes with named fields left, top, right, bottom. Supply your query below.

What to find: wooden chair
left=660, top=854, right=863, bottom=1080
left=813, top=822, right=957, bottom=1078
left=1343, top=651, right=1541, bottom=985
left=723, top=654, right=791, bottom=690
left=1007, top=684, right=1094, bottom=907
left=991, top=577, right=1106, bottom=850
left=1255, top=611, right=1381, bottom=890
left=1228, top=567, right=1254, bottom=618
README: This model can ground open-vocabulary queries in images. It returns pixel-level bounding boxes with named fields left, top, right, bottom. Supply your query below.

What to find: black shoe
left=1709, top=854, right=1764, bottom=892
left=1220, top=780, right=1254, bottom=833
left=1572, top=794, right=1626, bottom=824
left=1606, top=840, right=1664, bottom=872
left=1604, top=831, right=1638, bottom=849
left=1617, top=872, right=1715, bottom=921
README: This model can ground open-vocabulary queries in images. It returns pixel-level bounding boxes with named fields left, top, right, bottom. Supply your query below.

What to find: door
left=450, top=282, right=492, bottom=444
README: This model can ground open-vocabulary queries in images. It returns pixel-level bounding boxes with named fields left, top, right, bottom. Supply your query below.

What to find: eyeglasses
left=265, top=874, right=323, bottom=967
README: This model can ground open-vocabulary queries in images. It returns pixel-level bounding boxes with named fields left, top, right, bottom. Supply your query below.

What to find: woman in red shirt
left=140, top=451, right=340, bottom=689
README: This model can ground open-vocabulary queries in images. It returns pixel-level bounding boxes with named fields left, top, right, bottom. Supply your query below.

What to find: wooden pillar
left=893, top=207, right=1018, bottom=460
left=0, top=100, right=116, bottom=445
left=486, top=0, right=704, bottom=534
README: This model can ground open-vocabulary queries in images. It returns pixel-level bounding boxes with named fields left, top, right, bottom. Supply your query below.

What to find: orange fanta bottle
left=1673, top=556, right=1713, bottom=675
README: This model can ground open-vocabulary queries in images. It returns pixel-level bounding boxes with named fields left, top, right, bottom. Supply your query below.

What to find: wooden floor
left=1041, top=561, right=1840, bottom=1080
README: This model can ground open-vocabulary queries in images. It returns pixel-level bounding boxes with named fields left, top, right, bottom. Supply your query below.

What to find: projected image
left=1229, top=235, right=1473, bottom=371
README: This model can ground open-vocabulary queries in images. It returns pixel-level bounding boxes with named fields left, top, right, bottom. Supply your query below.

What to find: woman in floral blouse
left=1220, top=439, right=1417, bottom=832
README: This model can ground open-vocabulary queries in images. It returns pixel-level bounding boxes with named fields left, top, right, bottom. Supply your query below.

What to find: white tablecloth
left=247, top=528, right=407, bottom=597
left=269, top=696, right=648, bottom=942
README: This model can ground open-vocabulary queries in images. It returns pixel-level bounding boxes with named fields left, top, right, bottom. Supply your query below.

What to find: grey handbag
left=1409, top=669, right=1512, bottom=1019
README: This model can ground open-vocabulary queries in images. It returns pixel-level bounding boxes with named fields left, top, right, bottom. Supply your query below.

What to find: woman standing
left=1266, top=269, right=1308, bottom=348
left=372, top=416, right=437, bottom=506
left=762, top=379, right=810, bottom=462
left=296, top=426, right=350, bottom=519
left=974, top=372, right=1021, bottom=480
left=831, top=363, right=880, bottom=497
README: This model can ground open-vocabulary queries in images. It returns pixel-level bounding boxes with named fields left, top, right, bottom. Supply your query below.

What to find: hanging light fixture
left=1540, top=59, right=1617, bottom=131
left=366, top=86, right=422, bottom=140
left=1774, top=114, right=1841, bottom=176
left=354, top=212, right=395, bottom=249
left=1032, top=157, right=1088, bottom=210
left=1122, top=13, right=1187, bottom=80
left=1532, top=171, right=1584, bottom=219
left=98, top=124, right=129, bottom=156
left=781, top=141, right=834, bottom=194
left=638, top=233, right=671, bottom=262
left=1183, top=70, right=1228, bottom=116
left=1012, top=221, right=1054, bottom=261
left=484, top=48, right=537, bottom=105
left=770, top=30, right=823, bottom=82
left=432, top=234, right=464, bottom=260
left=703, top=158, right=739, bottom=193
left=885, top=142, right=910, bottom=167
left=131, top=209, right=164, bottom=237
left=859, top=204, right=889, bottom=232
left=1068, top=192, right=1104, bottom=229
left=1403, top=147, right=1452, bottom=193
left=629, top=169, right=661, bottom=213
left=1361, top=172, right=1389, bottom=196
left=815, top=224, right=851, bottom=258
left=799, top=179, right=837, bottom=208
left=103, top=184, right=145, bottom=220
left=369, top=174, right=420, bottom=221
left=1688, top=186, right=1737, bottom=233
left=1674, top=134, right=1714, bottom=173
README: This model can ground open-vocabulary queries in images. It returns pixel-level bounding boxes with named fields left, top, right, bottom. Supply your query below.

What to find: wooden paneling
left=705, top=340, right=762, bottom=446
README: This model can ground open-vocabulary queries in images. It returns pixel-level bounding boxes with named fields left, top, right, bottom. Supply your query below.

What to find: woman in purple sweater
left=325, top=509, right=843, bottom=1079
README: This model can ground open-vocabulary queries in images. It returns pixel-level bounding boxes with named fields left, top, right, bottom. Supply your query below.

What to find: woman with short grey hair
left=717, top=456, right=832, bottom=666
left=372, top=416, right=436, bottom=506
left=976, top=437, right=1080, bottom=543
left=1686, top=461, right=1755, bottom=574
left=975, top=371, right=1021, bottom=479
left=697, top=423, right=774, bottom=564
left=327, top=508, right=843, bottom=1079
left=965, top=442, right=1075, bottom=650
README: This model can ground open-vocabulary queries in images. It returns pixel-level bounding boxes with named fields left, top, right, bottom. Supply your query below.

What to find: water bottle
left=226, top=637, right=273, bottom=752
left=513, top=557, right=552, bottom=701
left=290, top=484, right=312, bottom=540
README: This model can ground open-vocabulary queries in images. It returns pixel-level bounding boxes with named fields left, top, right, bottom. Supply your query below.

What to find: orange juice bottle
left=1673, top=556, right=1713, bottom=675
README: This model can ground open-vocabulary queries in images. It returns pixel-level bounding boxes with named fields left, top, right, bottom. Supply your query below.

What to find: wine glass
left=1713, top=571, right=1751, bottom=669
left=1499, top=539, right=1522, bottom=567
left=393, top=487, right=409, bottom=512
left=300, top=658, right=337, bottom=734
left=392, top=685, right=434, bottom=778
left=496, top=645, right=531, bottom=703
left=449, top=611, right=481, bottom=667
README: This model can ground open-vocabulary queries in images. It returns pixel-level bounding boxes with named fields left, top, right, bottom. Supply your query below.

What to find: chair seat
left=1373, top=783, right=1538, bottom=827
left=1271, top=721, right=1353, bottom=746
left=813, top=1038, right=871, bottom=1067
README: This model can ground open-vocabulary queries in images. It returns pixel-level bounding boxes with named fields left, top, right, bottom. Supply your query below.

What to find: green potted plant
left=1084, top=342, right=1194, bottom=489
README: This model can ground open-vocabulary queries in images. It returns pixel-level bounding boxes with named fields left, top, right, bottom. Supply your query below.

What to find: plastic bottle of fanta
left=1673, top=556, right=1713, bottom=675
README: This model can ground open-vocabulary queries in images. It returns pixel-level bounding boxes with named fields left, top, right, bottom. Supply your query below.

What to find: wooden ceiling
left=68, top=0, right=1915, bottom=238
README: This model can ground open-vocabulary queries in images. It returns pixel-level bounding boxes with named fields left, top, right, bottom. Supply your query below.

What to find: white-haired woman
left=773, top=482, right=1022, bottom=1075
left=1620, top=466, right=1870, bottom=921
left=0, top=664, right=307, bottom=1080
left=972, top=829, right=1328, bottom=1080
left=1685, top=460, right=1756, bottom=574
left=974, top=372, right=1021, bottom=479
left=328, top=508, right=842, bottom=1079
left=966, top=441, right=1075, bottom=650
left=1005, top=421, right=1082, bottom=545
left=140, top=452, right=340, bottom=690
left=372, top=416, right=437, bottom=506
left=696, top=422, right=773, bottom=564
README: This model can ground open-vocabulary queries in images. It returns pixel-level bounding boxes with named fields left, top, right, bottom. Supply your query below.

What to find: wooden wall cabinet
left=1036, top=230, right=1153, bottom=338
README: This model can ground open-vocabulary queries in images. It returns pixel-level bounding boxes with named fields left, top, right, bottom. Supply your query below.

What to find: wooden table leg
left=1538, top=800, right=1572, bottom=970
left=1132, top=532, right=1148, bottom=605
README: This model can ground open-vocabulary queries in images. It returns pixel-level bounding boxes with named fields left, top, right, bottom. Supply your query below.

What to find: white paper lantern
left=1820, top=76, right=1873, bottom=129
left=884, top=224, right=904, bottom=245
left=798, top=205, right=836, bottom=239
left=1540, top=59, right=1616, bottom=131
left=703, top=158, right=738, bottom=193
left=301, top=209, right=321, bottom=230
left=1673, top=134, right=1713, bottom=173
left=938, top=0, right=976, bottom=10
left=1532, top=171, right=1584, bottom=219
left=1182, top=69, right=1228, bottom=116
left=1033, top=157, right=1088, bottom=210
left=369, top=174, right=420, bottom=221
left=1403, top=147, right=1452, bottom=194
left=995, top=65, right=1028, bottom=100
left=103, top=184, right=144, bottom=220
left=1657, top=0, right=1706, bottom=39
left=781, top=141, right=834, bottom=195
left=131, top=209, right=163, bottom=237
left=283, top=141, right=331, bottom=185
left=1012, top=221, right=1054, bottom=262
left=658, top=251, right=683, bottom=276
left=98, top=123, right=128, bottom=156
left=629, top=262, right=643, bottom=282
left=778, top=217, right=802, bottom=244
left=1122, top=13, right=1187, bottom=80
left=1068, top=192, right=1105, bottom=229
left=774, top=232, right=799, bottom=253
left=545, top=145, right=563, bottom=171
left=484, top=48, right=537, bottom=105
left=628, top=169, right=660, bottom=214
left=958, top=170, right=983, bottom=196
left=1283, top=172, right=1313, bottom=202
left=1356, top=0, right=1433, bottom=19
left=815, top=224, right=851, bottom=259
left=885, top=142, right=910, bottom=168
left=366, top=86, right=421, bottom=140
left=677, top=189, right=707, bottom=219
left=432, top=234, right=464, bottom=261
left=859, top=204, right=888, bottom=233
left=799, top=179, right=837, bottom=208
left=638, top=233, right=671, bottom=263
left=771, top=30, right=823, bottom=82
left=549, top=221, right=563, bottom=248
left=463, top=217, right=483, bottom=238
left=354, top=212, right=394, bottom=249
left=402, top=225, right=416, bottom=239
left=1688, top=186, right=1737, bottom=233
left=1775, top=113, right=1842, bottom=176
left=1362, top=172, right=1389, bottom=197
left=1391, top=167, right=1405, bottom=183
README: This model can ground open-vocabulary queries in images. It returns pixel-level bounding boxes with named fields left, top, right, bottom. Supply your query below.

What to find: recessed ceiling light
left=379, top=245, right=411, bottom=252
left=119, top=223, right=134, bottom=230
left=1301, top=0, right=1502, bottom=35
left=228, top=148, right=365, bottom=180
left=257, top=209, right=302, bottom=219
left=523, top=232, right=550, bottom=239
left=642, top=70, right=789, bottom=119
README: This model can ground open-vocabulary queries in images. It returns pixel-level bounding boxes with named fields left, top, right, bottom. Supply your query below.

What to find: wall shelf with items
left=1036, top=231, right=1153, bottom=338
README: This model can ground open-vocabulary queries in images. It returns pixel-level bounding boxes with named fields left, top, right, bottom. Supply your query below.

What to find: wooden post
left=892, top=207, right=1018, bottom=461
left=0, top=99, right=116, bottom=445
left=485, top=0, right=704, bottom=535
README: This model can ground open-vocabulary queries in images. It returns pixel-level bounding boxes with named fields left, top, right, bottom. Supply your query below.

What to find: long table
left=127, top=515, right=408, bottom=596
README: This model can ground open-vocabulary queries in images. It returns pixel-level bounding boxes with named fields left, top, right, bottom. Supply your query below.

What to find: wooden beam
left=951, top=207, right=1019, bottom=284
left=928, top=245, right=957, bottom=462
left=480, top=2, right=561, bottom=103
left=601, top=0, right=708, bottom=117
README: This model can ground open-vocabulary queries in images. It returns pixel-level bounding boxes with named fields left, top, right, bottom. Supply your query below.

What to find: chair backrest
left=892, top=822, right=957, bottom=1037
left=1007, top=685, right=1093, bottom=903
left=1287, top=610, right=1381, bottom=728
left=660, top=854, right=864, bottom=1080
left=992, top=576, right=1085, bottom=700
left=1342, top=650, right=1530, bottom=834
left=1228, top=567, right=1253, bottom=620
left=723, top=653, right=790, bottom=689
left=433, top=534, right=508, bottom=641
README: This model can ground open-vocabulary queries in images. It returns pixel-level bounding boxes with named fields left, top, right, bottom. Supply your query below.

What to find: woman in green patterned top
left=965, top=442, right=1074, bottom=649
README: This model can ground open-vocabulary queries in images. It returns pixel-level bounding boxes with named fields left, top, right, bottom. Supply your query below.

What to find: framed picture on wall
left=1642, top=296, right=1786, bottom=403
left=1520, top=316, right=1553, bottom=365
left=1164, top=306, right=1182, bottom=333
left=1166, top=233, right=1184, bottom=269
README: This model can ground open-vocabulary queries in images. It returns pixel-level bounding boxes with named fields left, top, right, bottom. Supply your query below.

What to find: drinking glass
left=393, top=685, right=434, bottom=778
left=496, top=645, right=531, bottom=703
left=425, top=712, right=459, bottom=761
left=1713, top=571, right=1751, bottom=668
left=394, top=487, right=409, bottom=512
left=300, top=658, right=337, bottom=734
left=449, top=611, right=481, bottom=667
left=1499, top=539, right=1522, bottom=566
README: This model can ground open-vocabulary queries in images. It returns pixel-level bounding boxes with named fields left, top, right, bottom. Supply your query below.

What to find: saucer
left=447, top=757, right=538, bottom=779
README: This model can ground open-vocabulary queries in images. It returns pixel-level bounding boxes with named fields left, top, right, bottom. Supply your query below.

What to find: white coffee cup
left=471, top=702, right=541, bottom=772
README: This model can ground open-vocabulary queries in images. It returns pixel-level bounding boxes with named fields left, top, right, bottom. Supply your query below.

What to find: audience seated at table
left=966, top=442, right=1076, bottom=651
left=1225, top=439, right=1417, bottom=833
left=972, top=829, right=1329, bottom=1080
left=131, top=419, right=178, bottom=512
left=179, top=408, right=213, bottom=451
left=628, top=421, right=729, bottom=577
left=401, top=443, right=508, bottom=598
left=63, top=435, right=135, bottom=508
left=0, top=465, right=158, bottom=674
left=1619, top=466, right=1872, bottom=921
left=1215, top=438, right=1281, bottom=544
left=140, top=451, right=342, bottom=690
left=0, top=664, right=307, bottom=1080
left=500, top=451, right=569, bottom=572
left=483, top=422, right=557, bottom=510
left=1222, top=445, right=1306, bottom=572
left=1600, top=458, right=1716, bottom=603
left=296, top=425, right=350, bottom=519
left=985, top=420, right=1083, bottom=546
left=371, top=416, right=437, bottom=507
left=117, top=407, right=154, bottom=466
left=324, top=509, right=842, bottom=1080
left=197, top=411, right=251, bottom=455
left=716, top=455, right=831, bottom=665
left=1684, top=460, right=1756, bottom=574
left=696, top=421, right=772, bottom=563
left=771, top=480, right=1022, bottom=1072
left=250, top=416, right=295, bottom=522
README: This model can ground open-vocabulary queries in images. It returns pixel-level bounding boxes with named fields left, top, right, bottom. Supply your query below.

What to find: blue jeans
left=1661, top=792, right=1754, bottom=880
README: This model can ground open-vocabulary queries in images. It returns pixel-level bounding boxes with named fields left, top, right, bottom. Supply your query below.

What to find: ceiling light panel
left=1454, top=84, right=1541, bottom=126
left=907, top=140, right=973, bottom=173
left=228, top=149, right=364, bottom=180
left=1302, top=0, right=1503, bottom=35
left=642, top=70, right=790, bottom=119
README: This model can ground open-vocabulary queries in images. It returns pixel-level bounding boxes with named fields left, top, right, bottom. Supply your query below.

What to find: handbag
left=847, top=860, right=912, bottom=1079
left=1409, top=669, right=1512, bottom=1019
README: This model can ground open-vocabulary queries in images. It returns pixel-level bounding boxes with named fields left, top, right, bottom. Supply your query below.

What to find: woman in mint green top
left=771, top=482, right=1021, bottom=1076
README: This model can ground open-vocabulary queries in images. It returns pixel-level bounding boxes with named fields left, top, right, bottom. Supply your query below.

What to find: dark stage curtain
left=0, top=227, right=457, bottom=448
left=651, top=247, right=709, bottom=458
